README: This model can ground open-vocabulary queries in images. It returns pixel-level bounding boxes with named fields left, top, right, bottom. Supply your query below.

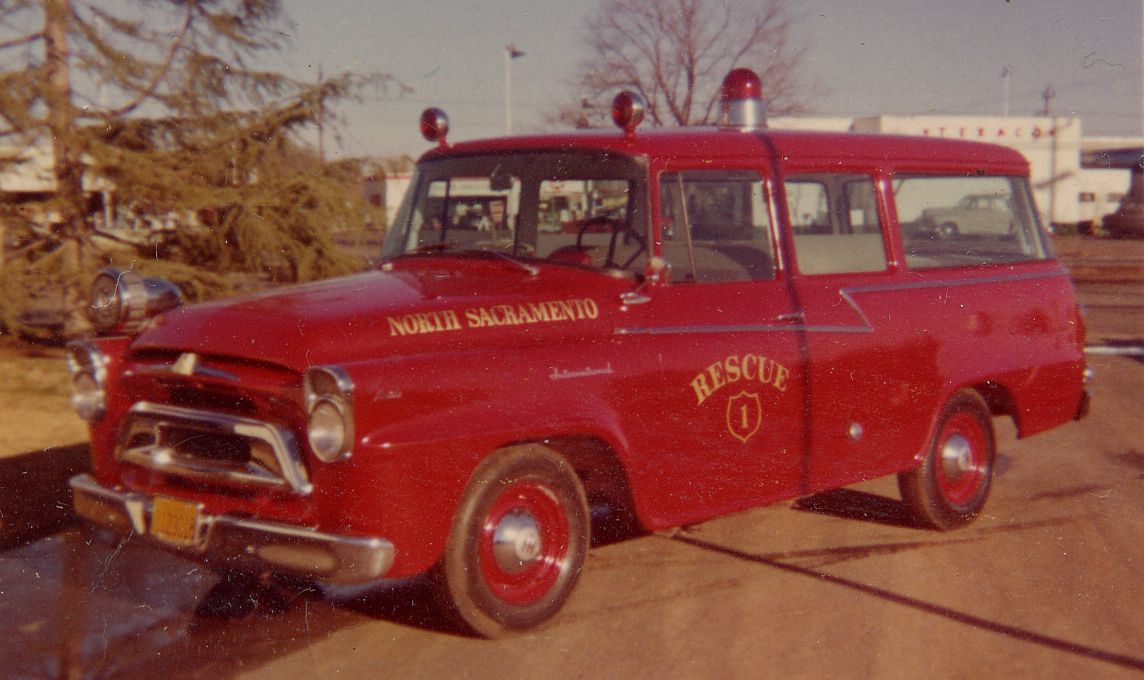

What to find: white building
left=772, top=114, right=1139, bottom=230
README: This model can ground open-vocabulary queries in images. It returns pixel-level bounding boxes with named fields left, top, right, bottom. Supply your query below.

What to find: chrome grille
left=116, top=402, right=311, bottom=495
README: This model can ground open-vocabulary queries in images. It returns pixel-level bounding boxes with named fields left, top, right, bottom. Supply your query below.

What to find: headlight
left=66, top=342, right=107, bottom=422
left=304, top=366, right=354, bottom=463
left=89, top=268, right=182, bottom=335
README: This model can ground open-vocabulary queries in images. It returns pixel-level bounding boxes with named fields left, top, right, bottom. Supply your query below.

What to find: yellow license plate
left=150, top=496, right=200, bottom=546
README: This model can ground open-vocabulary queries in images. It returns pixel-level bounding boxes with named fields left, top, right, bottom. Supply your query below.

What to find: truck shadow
left=791, top=488, right=923, bottom=530
left=671, top=531, right=1144, bottom=674
left=0, top=444, right=89, bottom=550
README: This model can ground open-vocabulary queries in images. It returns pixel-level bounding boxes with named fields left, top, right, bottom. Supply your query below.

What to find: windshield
left=382, top=151, right=648, bottom=274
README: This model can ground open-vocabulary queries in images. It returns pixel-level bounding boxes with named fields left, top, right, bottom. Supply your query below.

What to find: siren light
left=611, top=90, right=646, bottom=135
left=719, top=68, right=766, bottom=129
left=420, top=107, right=449, bottom=147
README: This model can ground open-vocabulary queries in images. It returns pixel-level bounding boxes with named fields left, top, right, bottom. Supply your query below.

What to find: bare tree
left=555, top=0, right=808, bottom=128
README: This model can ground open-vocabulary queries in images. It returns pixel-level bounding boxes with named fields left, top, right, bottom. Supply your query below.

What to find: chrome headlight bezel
left=304, top=366, right=355, bottom=463
left=66, top=341, right=107, bottom=422
left=89, top=268, right=182, bottom=335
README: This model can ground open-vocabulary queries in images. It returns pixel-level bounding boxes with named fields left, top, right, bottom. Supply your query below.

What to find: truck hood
left=131, top=259, right=626, bottom=371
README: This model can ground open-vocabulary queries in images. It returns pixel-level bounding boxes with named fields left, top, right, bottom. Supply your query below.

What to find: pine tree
left=0, top=0, right=392, bottom=337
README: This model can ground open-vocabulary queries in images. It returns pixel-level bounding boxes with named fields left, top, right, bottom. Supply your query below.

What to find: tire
left=441, top=444, right=589, bottom=638
left=898, top=390, right=995, bottom=531
left=936, top=221, right=959, bottom=240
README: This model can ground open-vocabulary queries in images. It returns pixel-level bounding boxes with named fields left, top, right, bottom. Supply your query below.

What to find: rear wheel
left=899, top=390, right=995, bottom=530
left=441, top=444, right=589, bottom=637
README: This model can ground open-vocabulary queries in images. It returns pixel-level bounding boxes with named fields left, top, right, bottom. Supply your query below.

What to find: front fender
left=313, top=356, right=632, bottom=578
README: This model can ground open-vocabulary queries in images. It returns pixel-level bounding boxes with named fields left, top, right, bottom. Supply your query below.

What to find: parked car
left=1102, top=164, right=1144, bottom=238
left=68, top=69, right=1089, bottom=638
left=916, top=193, right=1015, bottom=239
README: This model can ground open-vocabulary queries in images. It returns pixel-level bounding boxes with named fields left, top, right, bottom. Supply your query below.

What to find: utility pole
left=1001, top=66, right=1010, bottom=117
left=1041, top=84, right=1058, bottom=226
left=1040, top=84, right=1055, bottom=116
left=504, top=44, right=525, bottom=134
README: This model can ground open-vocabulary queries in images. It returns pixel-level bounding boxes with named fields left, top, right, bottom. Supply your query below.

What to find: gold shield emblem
left=726, top=391, right=762, bottom=443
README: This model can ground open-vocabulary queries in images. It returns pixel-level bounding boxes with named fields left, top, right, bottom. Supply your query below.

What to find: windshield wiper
left=482, top=248, right=539, bottom=276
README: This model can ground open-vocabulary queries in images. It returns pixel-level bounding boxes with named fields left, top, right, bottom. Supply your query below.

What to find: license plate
left=150, top=496, right=200, bottom=546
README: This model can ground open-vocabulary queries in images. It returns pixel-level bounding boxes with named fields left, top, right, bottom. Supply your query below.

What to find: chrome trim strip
left=131, top=361, right=240, bottom=383
left=615, top=269, right=1069, bottom=337
left=70, top=474, right=393, bottom=584
left=1085, top=345, right=1144, bottom=357
left=614, top=324, right=868, bottom=336
left=121, top=402, right=312, bottom=495
left=843, top=268, right=1069, bottom=295
left=119, top=446, right=294, bottom=490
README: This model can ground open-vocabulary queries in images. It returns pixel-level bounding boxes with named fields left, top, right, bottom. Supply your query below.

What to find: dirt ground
left=0, top=344, right=87, bottom=459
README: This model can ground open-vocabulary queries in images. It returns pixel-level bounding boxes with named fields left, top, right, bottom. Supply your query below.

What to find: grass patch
left=0, top=351, right=71, bottom=397
left=0, top=342, right=88, bottom=457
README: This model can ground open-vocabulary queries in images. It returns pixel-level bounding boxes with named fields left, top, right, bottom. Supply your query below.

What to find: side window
left=893, top=176, right=1048, bottom=268
left=658, top=170, right=775, bottom=283
left=785, top=174, right=887, bottom=275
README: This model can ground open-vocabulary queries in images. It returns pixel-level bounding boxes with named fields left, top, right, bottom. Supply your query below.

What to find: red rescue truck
left=68, top=69, right=1089, bottom=637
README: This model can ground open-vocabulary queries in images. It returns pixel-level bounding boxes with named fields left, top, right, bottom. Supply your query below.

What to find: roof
left=420, top=126, right=1030, bottom=174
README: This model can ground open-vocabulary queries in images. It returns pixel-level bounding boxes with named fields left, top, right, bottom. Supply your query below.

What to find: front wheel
left=441, top=444, right=589, bottom=638
left=898, top=390, right=995, bottom=530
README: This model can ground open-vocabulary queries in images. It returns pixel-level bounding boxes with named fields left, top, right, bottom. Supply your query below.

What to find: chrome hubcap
left=492, top=509, right=542, bottom=573
left=940, top=433, right=974, bottom=480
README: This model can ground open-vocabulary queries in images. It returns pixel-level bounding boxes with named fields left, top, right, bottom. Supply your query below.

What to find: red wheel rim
left=477, top=481, right=571, bottom=606
left=935, top=411, right=988, bottom=506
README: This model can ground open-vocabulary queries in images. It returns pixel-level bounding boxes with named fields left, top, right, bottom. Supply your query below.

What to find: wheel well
left=538, top=435, right=643, bottom=543
left=970, top=381, right=1021, bottom=434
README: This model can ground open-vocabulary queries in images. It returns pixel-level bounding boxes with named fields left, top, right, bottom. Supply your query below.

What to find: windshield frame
left=382, top=150, right=650, bottom=274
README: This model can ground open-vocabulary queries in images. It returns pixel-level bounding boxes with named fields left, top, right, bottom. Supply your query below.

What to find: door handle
left=775, top=311, right=805, bottom=323
left=619, top=291, right=652, bottom=306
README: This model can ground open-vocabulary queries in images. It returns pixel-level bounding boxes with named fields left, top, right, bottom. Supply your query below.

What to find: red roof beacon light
left=420, top=107, right=449, bottom=147
left=611, top=90, right=646, bottom=136
left=719, top=68, right=766, bottom=130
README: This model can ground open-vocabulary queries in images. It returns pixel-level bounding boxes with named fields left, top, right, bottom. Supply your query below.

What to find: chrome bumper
left=69, top=474, right=394, bottom=585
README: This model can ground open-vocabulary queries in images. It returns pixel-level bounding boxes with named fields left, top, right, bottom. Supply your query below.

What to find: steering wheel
left=576, top=216, right=647, bottom=269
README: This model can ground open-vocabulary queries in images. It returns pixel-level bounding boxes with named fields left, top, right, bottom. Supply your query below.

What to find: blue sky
left=274, top=0, right=1143, bottom=159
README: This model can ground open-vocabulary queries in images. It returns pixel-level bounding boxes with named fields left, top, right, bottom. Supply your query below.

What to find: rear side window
left=659, top=170, right=775, bottom=283
left=893, top=176, right=1048, bottom=268
left=785, top=173, right=887, bottom=275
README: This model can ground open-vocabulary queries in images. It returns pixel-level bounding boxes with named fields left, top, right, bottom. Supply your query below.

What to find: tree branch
left=98, top=3, right=195, bottom=119
left=0, top=30, right=42, bottom=51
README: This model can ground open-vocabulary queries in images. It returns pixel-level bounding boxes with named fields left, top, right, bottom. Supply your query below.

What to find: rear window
left=893, top=176, right=1048, bottom=268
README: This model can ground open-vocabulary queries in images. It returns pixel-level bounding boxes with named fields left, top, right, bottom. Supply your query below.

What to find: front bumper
left=69, top=473, right=394, bottom=585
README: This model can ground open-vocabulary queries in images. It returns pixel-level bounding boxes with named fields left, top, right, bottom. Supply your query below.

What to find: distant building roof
left=1081, top=147, right=1144, bottom=170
